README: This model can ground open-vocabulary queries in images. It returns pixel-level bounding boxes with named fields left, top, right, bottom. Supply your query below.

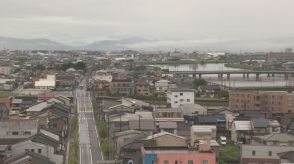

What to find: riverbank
left=137, top=59, right=226, bottom=65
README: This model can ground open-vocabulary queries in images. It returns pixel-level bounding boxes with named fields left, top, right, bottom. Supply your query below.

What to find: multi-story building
left=110, top=78, right=134, bottom=96
left=92, top=70, right=112, bottom=82
left=229, top=90, right=294, bottom=114
left=167, top=89, right=195, bottom=108
left=55, top=73, right=77, bottom=89
left=266, top=48, right=294, bottom=63
left=34, top=75, right=56, bottom=90
left=0, top=66, right=13, bottom=75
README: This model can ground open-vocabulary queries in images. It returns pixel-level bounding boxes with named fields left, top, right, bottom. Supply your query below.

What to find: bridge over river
left=169, top=70, right=294, bottom=80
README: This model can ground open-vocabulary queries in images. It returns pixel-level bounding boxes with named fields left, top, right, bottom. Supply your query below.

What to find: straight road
left=77, top=80, right=103, bottom=164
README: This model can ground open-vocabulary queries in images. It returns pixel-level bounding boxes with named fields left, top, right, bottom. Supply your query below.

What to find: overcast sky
left=1, top=0, right=294, bottom=51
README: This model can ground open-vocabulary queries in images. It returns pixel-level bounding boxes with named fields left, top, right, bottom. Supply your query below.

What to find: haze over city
left=1, top=0, right=294, bottom=51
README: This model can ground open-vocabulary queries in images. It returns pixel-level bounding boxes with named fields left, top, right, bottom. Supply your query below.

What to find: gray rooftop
left=242, top=145, right=294, bottom=159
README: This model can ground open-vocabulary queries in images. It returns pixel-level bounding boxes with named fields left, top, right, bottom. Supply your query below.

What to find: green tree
left=192, top=79, right=207, bottom=89
left=219, top=90, right=229, bottom=99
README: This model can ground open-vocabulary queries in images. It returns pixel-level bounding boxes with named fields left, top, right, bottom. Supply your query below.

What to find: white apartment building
left=92, top=70, right=112, bottom=82
left=167, top=89, right=195, bottom=108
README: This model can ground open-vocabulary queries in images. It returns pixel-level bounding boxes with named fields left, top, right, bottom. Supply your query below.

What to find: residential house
left=11, top=96, right=38, bottom=112
left=190, top=125, right=217, bottom=146
left=231, top=120, right=253, bottom=144
left=153, top=107, right=183, bottom=123
left=135, top=82, right=150, bottom=96
left=37, top=90, right=54, bottom=102
left=154, top=80, right=170, bottom=93
left=0, top=119, right=38, bottom=143
left=252, top=118, right=270, bottom=135
left=252, top=133, right=294, bottom=146
left=143, top=131, right=187, bottom=148
left=182, top=103, right=207, bottom=117
left=167, top=89, right=195, bottom=108
left=142, top=133, right=216, bottom=164
left=158, top=122, right=177, bottom=134
left=55, top=73, right=77, bottom=90
left=114, top=130, right=148, bottom=153
left=93, top=80, right=110, bottom=96
left=0, top=103, right=8, bottom=118
left=107, top=111, right=155, bottom=136
left=27, top=102, right=71, bottom=137
left=0, top=93, right=12, bottom=110
left=143, top=149, right=216, bottom=164
left=241, top=145, right=294, bottom=164
left=198, top=85, right=221, bottom=97
left=110, top=78, right=134, bottom=96
left=11, top=133, right=63, bottom=164
left=3, top=151, right=55, bottom=164
left=0, top=78, right=16, bottom=91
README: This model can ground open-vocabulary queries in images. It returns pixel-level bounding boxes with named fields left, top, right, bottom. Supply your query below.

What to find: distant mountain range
left=0, top=36, right=147, bottom=51
left=1, top=35, right=294, bottom=52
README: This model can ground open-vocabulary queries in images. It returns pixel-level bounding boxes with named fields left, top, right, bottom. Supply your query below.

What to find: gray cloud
left=0, top=0, right=294, bottom=51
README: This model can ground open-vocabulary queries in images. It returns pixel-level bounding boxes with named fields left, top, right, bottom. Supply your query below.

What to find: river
left=152, top=63, right=293, bottom=88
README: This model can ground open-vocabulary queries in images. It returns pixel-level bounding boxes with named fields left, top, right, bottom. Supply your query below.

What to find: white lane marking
left=88, top=93, right=104, bottom=160
left=89, top=145, right=93, bottom=164
left=79, top=146, right=82, bottom=164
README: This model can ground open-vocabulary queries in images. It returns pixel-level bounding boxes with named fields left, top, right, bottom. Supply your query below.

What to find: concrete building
left=167, top=89, right=195, bottom=108
left=229, top=90, right=294, bottom=114
left=92, top=70, right=112, bottom=82
left=266, top=48, right=294, bottom=63
left=241, top=145, right=294, bottom=164
left=143, top=147, right=216, bottom=164
left=153, top=107, right=184, bottom=123
left=0, top=119, right=38, bottom=140
left=154, top=80, right=170, bottom=93
left=110, top=78, right=134, bottom=96
left=34, top=75, right=56, bottom=90
left=0, top=66, right=13, bottom=75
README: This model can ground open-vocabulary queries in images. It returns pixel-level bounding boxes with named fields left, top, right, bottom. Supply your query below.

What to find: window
left=38, top=149, right=42, bottom=154
left=174, top=101, right=178, bottom=104
left=174, top=95, right=178, bottom=97
left=268, top=151, right=272, bottom=156
left=252, top=150, right=255, bottom=156
left=53, top=123, right=57, bottom=128
left=6, top=132, right=12, bottom=135
left=164, top=161, right=169, bottom=164
left=187, top=99, right=190, bottom=102
left=180, top=99, right=184, bottom=102
left=24, top=131, right=31, bottom=135
left=180, top=93, right=183, bottom=96
left=202, top=160, right=208, bottom=164
left=175, top=161, right=178, bottom=164
left=12, top=132, right=19, bottom=135
left=31, top=149, right=34, bottom=152
left=188, top=160, right=193, bottom=164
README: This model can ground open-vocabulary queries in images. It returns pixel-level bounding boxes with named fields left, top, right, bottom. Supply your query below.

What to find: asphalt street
left=77, top=80, right=103, bottom=164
